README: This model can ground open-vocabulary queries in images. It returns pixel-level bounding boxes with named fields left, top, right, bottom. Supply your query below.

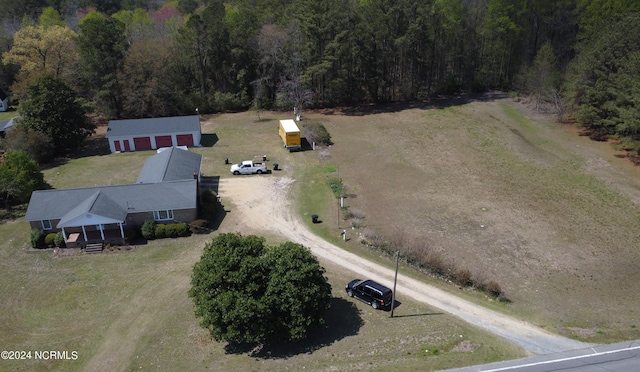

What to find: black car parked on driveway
left=345, top=279, right=393, bottom=310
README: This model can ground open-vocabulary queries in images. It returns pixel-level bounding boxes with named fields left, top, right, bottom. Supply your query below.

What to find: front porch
left=65, top=229, right=126, bottom=249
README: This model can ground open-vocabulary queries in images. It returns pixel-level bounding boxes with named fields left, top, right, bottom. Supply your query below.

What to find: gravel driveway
left=218, top=175, right=592, bottom=355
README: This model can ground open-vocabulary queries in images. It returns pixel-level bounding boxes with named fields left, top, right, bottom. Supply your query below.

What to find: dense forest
left=1, top=0, right=640, bottom=155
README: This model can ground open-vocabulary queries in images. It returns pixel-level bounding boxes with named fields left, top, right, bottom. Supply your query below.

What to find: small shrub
left=361, top=228, right=384, bottom=247
left=455, top=269, right=473, bottom=287
left=486, top=281, right=502, bottom=298
left=350, top=218, right=363, bottom=228
left=163, top=223, right=189, bottom=238
left=348, top=207, right=365, bottom=219
left=155, top=224, right=166, bottom=239
left=164, top=223, right=176, bottom=237
left=425, top=252, right=447, bottom=276
left=189, top=219, right=209, bottom=234
left=472, top=270, right=488, bottom=290
left=327, top=178, right=343, bottom=198
left=141, top=220, right=156, bottom=240
left=175, top=223, right=189, bottom=237
left=54, top=231, right=65, bottom=248
left=497, top=292, right=511, bottom=303
left=45, top=233, right=57, bottom=247
left=30, top=228, right=46, bottom=249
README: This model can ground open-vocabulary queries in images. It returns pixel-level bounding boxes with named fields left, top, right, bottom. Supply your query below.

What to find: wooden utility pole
left=391, top=250, right=399, bottom=318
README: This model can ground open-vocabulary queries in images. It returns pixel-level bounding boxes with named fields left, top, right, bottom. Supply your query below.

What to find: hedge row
left=141, top=220, right=190, bottom=240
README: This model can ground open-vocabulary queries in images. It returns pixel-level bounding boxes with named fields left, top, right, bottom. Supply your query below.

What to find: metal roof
left=106, top=115, right=200, bottom=138
left=279, top=119, right=300, bottom=133
left=25, top=180, right=197, bottom=222
left=136, top=147, right=202, bottom=184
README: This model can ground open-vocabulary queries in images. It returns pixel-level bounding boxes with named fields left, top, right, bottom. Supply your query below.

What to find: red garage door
left=114, top=140, right=121, bottom=152
left=155, top=135, right=173, bottom=148
left=176, top=134, right=194, bottom=146
left=133, top=137, right=152, bottom=150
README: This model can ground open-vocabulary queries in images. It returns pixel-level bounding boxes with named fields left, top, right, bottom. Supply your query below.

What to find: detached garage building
left=106, top=115, right=201, bottom=153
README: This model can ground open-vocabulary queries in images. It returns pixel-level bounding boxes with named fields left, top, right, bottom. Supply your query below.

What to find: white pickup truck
left=230, top=160, right=268, bottom=175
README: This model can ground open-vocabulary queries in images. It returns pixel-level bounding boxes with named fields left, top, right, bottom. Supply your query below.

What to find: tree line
left=1, top=0, right=640, bottom=154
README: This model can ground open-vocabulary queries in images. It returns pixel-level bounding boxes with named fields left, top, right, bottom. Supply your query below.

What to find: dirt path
left=219, top=175, right=592, bottom=356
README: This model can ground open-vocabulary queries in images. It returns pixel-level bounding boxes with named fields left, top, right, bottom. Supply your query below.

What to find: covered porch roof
left=57, top=191, right=127, bottom=228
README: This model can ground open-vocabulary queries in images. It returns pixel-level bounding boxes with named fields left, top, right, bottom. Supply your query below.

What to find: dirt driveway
left=218, top=175, right=591, bottom=355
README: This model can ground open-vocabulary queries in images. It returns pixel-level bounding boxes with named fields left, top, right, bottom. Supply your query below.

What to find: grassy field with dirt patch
left=295, top=97, right=640, bottom=344
left=0, top=106, right=524, bottom=371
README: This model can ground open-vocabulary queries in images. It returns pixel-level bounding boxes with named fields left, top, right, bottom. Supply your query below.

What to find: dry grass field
left=1, top=95, right=639, bottom=371
left=293, top=96, right=640, bottom=343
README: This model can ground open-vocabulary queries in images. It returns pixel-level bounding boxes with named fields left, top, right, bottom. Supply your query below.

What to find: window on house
left=41, top=220, right=52, bottom=230
left=153, top=210, right=174, bottom=221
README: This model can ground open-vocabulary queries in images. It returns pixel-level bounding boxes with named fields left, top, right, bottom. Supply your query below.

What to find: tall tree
left=524, top=42, right=560, bottom=112
left=38, top=6, right=65, bottom=27
left=477, top=0, right=527, bottom=88
left=189, top=233, right=332, bottom=344
left=0, top=150, right=46, bottom=208
left=173, top=1, right=230, bottom=112
left=576, top=0, right=640, bottom=42
left=77, top=12, right=129, bottom=118
left=0, top=121, right=54, bottom=163
left=112, top=8, right=154, bottom=45
left=262, top=241, right=332, bottom=341
left=568, top=13, right=640, bottom=142
left=1, top=24, right=77, bottom=96
left=20, top=74, right=94, bottom=155
left=254, top=23, right=290, bottom=107
left=120, top=38, right=176, bottom=118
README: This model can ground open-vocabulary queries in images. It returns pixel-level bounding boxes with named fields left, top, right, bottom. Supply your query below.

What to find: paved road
left=443, top=340, right=640, bottom=371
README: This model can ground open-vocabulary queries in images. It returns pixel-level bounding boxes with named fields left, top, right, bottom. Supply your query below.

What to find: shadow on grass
left=252, top=117, right=276, bottom=123
left=0, top=203, right=27, bottom=224
left=73, top=135, right=111, bottom=158
left=41, top=134, right=111, bottom=169
left=224, top=297, right=364, bottom=358
left=391, top=312, right=445, bottom=318
left=301, top=137, right=312, bottom=151
left=208, top=198, right=227, bottom=232
left=326, top=92, right=509, bottom=116
left=200, top=133, right=219, bottom=147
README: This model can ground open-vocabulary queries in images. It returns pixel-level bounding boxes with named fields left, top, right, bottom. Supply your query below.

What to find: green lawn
left=6, top=98, right=637, bottom=370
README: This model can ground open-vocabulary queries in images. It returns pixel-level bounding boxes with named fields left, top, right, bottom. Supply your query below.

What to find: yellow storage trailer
left=278, top=119, right=301, bottom=151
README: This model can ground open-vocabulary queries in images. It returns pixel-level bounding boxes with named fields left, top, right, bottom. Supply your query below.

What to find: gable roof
left=136, top=147, right=202, bottom=184
left=106, top=115, right=200, bottom=138
left=24, top=180, right=197, bottom=224
left=57, top=191, right=128, bottom=228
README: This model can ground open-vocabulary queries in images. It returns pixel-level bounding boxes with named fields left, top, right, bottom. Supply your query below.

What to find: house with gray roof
left=136, top=146, right=202, bottom=184
left=105, top=115, right=201, bottom=153
left=25, top=147, right=203, bottom=248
